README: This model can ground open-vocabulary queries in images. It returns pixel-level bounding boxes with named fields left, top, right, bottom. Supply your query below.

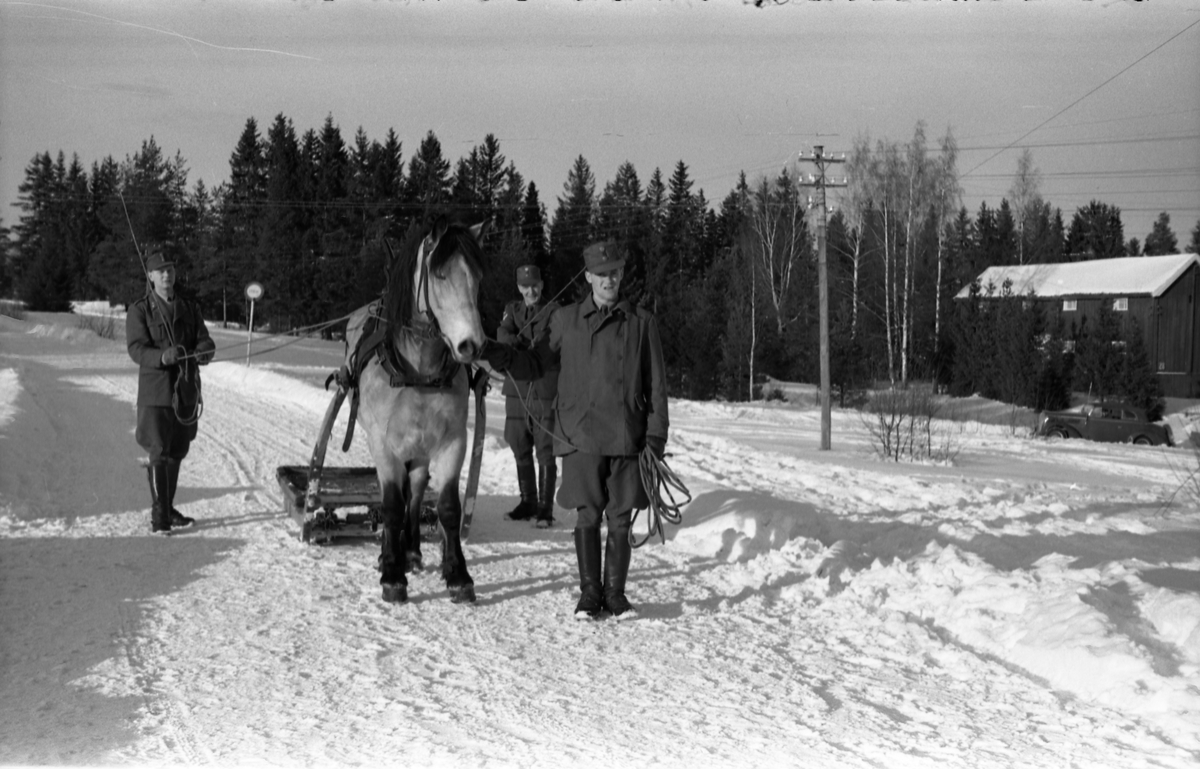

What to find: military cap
left=516, top=264, right=542, bottom=286
left=583, top=241, right=624, bottom=273
left=144, top=246, right=174, bottom=273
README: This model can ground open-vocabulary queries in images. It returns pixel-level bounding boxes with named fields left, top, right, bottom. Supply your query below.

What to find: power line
left=954, top=107, right=1200, bottom=143
left=958, top=134, right=1200, bottom=152
left=961, top=16, right=1200, bottom=178
left=967, top=167, right=1200, bottom=180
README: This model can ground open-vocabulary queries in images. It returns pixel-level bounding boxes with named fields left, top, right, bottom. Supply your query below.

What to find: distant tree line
left=4, top=115, right=1196, bottom=408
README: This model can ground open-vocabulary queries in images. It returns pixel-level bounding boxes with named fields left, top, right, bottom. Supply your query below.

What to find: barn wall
left=1047, top=296, right=1153, bottom=341
left=1154, top=263, right=1198, bottom=377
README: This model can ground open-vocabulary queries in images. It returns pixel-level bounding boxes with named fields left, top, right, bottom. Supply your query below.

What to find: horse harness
left=324, top=301, right=461, bottom=450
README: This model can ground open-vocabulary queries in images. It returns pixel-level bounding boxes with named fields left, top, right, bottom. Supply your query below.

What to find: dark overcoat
left=493, top=294, right=669, bottom=458
left=126, top=290, right=215, bottom=407
left=496, top=298, right=560, bottom=414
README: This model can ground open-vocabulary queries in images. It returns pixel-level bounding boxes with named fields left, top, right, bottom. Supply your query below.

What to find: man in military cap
left=125, top=244, right=216, bottom=534
left=496, top=264, right=560, bottom=528
left=483, top=241, right=669, bottom=620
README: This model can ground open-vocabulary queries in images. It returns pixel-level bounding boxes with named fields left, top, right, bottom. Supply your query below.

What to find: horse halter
left=409, top=233, right=443, bottom=342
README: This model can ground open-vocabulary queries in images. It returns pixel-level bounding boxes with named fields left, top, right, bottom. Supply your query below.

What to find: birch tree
left=745, top=169, right=811, bottom=337
left=1008, top=148, right=1042, bottom=266
left=840, top=135, right=875, bottom=339
left=931, top=128, right=962, bottom=358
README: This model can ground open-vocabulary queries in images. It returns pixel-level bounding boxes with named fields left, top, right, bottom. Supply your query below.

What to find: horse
left=343, top=217, right=487, bottom=604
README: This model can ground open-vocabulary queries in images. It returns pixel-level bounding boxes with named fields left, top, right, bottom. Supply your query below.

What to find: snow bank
left=71, top=300, right=124, bottom=318
left=0, top=368, right=18, bottom=429
left=837, top=542, right=1200, bottom=752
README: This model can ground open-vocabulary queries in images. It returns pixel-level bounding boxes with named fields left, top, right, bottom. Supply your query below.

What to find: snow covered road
left=2, top=313, right=1199, bottom=768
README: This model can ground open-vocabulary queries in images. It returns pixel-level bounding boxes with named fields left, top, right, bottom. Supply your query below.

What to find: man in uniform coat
left=125, top=245, right=216, bottom=534
left=484, top=241, right=669, bottom=620
left=496, top=264, right=561, bottom=528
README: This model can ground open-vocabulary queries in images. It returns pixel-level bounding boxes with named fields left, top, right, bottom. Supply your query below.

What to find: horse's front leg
left=436, top=481, right=475, bottom=604
left=378, top=463, right=411, bottom=604
left=405, top=464, right=432, bottom=573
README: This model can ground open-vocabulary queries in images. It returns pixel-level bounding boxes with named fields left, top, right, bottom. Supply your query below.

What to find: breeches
left=557, top=452, right=646, bottom=529
left=136, top=405, right=196, bottom=463
left=504, top=397, right=555, bottom=464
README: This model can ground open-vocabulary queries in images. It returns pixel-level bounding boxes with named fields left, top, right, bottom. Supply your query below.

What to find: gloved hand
left=195, top=339, right=215, bottom=365
left=160, top=345, right=185, bottom=366
left=480, top=339, right=510, bottom=372
left=645, top=435, right=666, bottom=461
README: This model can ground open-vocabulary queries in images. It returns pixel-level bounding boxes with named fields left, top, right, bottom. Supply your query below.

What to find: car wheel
left=1133, top=436, right=1152, bottom=446
left=1047, top=428, right=1069, bottom=440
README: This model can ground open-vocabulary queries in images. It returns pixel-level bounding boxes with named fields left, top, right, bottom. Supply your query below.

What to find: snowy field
left=2, top=309, right=1200, bottom=769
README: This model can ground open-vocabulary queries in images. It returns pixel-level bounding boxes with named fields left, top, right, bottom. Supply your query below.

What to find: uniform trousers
left=136, top=406, right=197, bottom=463
left=557, top=451, right=649, bottom=528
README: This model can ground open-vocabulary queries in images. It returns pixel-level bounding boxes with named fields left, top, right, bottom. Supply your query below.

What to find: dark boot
left=146, top=463, right=171, bottom=534
left=165, top=460, right=195, bottom=528
left=573, top=527, right=604, bottom=620
left=506, top=461, right=538, bottom=521
left=535, top=461, right=556, bottom=529
left=603, top=522, right=636, bottom=620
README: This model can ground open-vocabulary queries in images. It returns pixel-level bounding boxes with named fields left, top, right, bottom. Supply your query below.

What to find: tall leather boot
left=535, top=461, right=556, bottom=529
left=146, top=463, right=171, bottom=534
left=506, top=460, right=538, bottom=521
left=165, top=459, right=195, bottom=528
left=573, top=527, right=604, bottom=620
left=603, top=521, right=636, bottom=620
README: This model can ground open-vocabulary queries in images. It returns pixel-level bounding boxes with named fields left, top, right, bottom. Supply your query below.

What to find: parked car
left=1037, top=401, right=1173, bottom=446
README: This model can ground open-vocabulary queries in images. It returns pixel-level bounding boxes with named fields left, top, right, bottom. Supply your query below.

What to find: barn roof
left=955, top=253, right=1200, bottom=300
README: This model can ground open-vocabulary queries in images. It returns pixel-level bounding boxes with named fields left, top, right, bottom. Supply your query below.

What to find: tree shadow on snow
left=0, top=535, right=240, bottom=764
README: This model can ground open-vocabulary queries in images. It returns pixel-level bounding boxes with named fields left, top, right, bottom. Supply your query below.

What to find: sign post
left=244, top=282, right=264, bottom=367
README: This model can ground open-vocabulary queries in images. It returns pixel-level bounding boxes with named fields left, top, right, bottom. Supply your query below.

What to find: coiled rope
left=630, top=445, right=691, bottom=548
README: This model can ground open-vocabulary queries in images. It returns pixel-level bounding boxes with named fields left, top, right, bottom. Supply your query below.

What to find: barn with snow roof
left=956, top=253, right=1200, bottom=398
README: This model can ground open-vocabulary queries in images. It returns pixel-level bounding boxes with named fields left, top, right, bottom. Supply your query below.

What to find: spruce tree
left=641, top=168, right=667, bottom=314
left=1072, top=302, right=1124, bottom=400
left=373, top=129, right=404, bottom=217
left=1117, top=316, right=1164, bottom=420
left=1065, top=201, right=1125, bottom=260
left=1143, top=212, right=1178, bottom=256
left=479, top=164, right=529, bottom=332
left=405, top=131, right=452, bottom=218
left=995, top=199, right=1018, bottom=265
left=266, top=116, right=317, bottom=329
left=597, top=161, right=649, bottom=306
left=1034, top=316, right=1072, bottom=412
left=315, top=114, right=349, bottom=240
left=547, top=155, right=596, bottom=302
left=520, top=182, right=549, bottom=275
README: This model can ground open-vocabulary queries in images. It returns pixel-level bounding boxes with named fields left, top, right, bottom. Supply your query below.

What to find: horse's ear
left=424, top=216, right=449, bottom=254
left=469, top=219, right=490, bottom=244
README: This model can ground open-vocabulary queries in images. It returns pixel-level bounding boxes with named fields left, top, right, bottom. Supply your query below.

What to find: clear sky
left=1, top=0, right=1198, bottom=245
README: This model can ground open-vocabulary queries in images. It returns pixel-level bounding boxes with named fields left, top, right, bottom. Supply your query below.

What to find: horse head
left=392, top=217, right=487, bottom=365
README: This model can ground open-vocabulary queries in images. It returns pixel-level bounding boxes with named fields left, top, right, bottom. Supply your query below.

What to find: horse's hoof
left=406, top=551, right=424, bottom=573
left=449, top=584, right=476, bottom=604
left=381, top=583, right=408, bottom=604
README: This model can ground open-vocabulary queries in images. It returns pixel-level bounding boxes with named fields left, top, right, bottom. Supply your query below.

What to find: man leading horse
left=483, top=240, right=670, bottom=621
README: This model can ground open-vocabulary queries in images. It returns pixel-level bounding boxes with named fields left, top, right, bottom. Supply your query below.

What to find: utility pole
left=799, top=145, right=846, bottom=451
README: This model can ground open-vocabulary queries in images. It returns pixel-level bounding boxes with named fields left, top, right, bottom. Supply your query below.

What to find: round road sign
left=245, top=282, right=264, bottom=301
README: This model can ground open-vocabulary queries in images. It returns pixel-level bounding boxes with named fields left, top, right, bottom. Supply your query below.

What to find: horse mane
left=382, top=217, right=486, bottom=329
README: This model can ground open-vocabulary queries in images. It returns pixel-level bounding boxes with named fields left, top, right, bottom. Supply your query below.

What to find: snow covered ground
left=2, top=309, right=1200, bottom=768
